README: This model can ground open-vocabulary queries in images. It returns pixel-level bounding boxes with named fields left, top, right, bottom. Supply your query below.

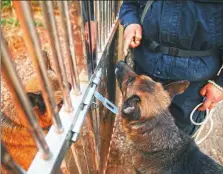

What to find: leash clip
left=94, top=91, right=118, bottom=114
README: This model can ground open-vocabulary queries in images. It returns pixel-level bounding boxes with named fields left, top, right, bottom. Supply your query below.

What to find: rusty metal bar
left=1, top=144, right=26, bottom=174
left=1, top=35, right=51, bottom=159
left=13, top=1, right=63, bottom=133
left=79, top=1, right=89, bottom=77
left=86, top=0, right=95, bottom=74
left=111, top=1, right=113, bottom=26
left=64, top=1, right=81, bottom=95
left=109, top=1, right=112, bottom=29
left=104, top=1, right=108, bottom=39
left=57, top=1, right=81, bottom=95
left=94, top=1, right=101, bottom=53
left=101, top=1, right=105, bottom=47
left=39, top=1, right=73, bottom=113
left=112, top=1, right=115, bottom=23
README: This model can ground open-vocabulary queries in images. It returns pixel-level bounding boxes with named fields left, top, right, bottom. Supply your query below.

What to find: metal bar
left=27, top=83, right=87, bottom=174
left=112, top=1, right=115, bottom=23
left=39, top=1, right=73, bottom=113
left=58, top=1, right=81, bottom=95
left=104, top=1, right=108, bottom=39
left=64, top=1, right=81, bottom=95
left=94, top=1, right=101, bottom=53
left=101, top=1, right=105, bottom=46
left=1, top=34, right=51, bottom=159
left=28, top=5, right=119, bottom=173
left=85, top=0, right=95, bottom=75
left=79, top=1, right=89, bottom=78
left=108, top=0, right=110, bottom=28
left=111, top=0, right=114, bottom=23
left=93, top=1, right=102, bottom=162
left=71, top=146, right=83, bottom=174
left=13, top=1, right=63, bottom=133
left=28, top=67, right=102, bottom=174
left=1, top=144, right=26, bottom=174
left=72, top=69, right=102, bottom=142
left=96, top=16, right=119, bottom=65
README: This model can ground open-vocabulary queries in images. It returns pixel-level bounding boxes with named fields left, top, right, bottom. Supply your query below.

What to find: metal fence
left=1, top=1, right=121, bottom=173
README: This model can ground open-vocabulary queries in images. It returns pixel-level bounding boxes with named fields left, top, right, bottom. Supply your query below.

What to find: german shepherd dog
left=115, top=61, right=223, bottom=174
left=1, top=52, right=64, bottom=173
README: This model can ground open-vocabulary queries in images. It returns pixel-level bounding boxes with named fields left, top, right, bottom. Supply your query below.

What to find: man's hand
left=123, top=24, right=142, bottom=56
left=199, top=83, right=223, bottom=111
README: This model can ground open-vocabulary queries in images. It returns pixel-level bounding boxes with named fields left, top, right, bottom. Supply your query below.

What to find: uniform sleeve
left=119, top=0, right=140, bottom=29
left=214, top=49, right=223, bottom=87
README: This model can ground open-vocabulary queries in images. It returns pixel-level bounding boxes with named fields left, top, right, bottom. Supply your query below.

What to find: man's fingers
left=209, top=103, right=216, bottom=110
left=123, top=24, right=142, bottom=56
left=135, top=28, right=142, bottom=42
left=129, top=40, right=137, bottom=48
left=199, top=97, right=213, bottom=111
left=200, top=86, right=207, bottom=96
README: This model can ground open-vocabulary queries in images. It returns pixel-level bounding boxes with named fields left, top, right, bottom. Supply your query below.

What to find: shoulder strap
left=140, top=0, right=154, bottom=24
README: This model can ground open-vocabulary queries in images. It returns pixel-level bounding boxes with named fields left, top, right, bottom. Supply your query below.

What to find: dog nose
left=115, top=61, right=125, bottom=74
left=116, top=60, right=126, bottom=69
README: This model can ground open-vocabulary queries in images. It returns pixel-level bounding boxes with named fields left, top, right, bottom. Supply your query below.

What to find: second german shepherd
left=1, top=52, right=64, bottom=173
left=115, top=61, right=223, bottom=174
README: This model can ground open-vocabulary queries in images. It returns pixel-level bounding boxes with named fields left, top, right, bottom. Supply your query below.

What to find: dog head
left=24, top=51, right=64, bottom=130
left=115, top=61, right=189, bottom=122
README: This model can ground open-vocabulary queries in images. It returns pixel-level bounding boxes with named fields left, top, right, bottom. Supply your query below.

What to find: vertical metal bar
left=109, top=0, right=111, bottom=28
left=112, top=1, right=116, bottom=23
left=107, top=0, right=110, bottom=32
left=94, top=1, right=101, bottom=53
left=79, top=1, right=89, bottom=78
left=57, top=1, right=81, bottom=95
left=39, top=1, right=73, bottom=112
left=111, top=1, right=113, bottom=25
left=85, top=0, right=95, bottom=74
left=101, top=1, right=105, bottom=46
left=104, top=1, right=108, bottom=39
left=13, top=1, right=63, bottom=133
left=1, top=35, right=51, bottom=159
left=109, top=1, right=112, bottom=29
left=111, top=1, right=115, bottom=25
left=1, top=144, right=26, bottom=174
left=64, top=1, right=81, bottom=95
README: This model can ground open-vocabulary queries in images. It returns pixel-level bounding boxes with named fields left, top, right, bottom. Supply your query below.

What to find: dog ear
left=164, top=80, right=190, bottom=99
left=122, top=95, right=141, bottom=120
left=27, top=92, right=46, bottom=114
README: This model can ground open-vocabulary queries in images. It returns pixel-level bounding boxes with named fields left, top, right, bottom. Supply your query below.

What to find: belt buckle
left=168, top=47, right=179, bottom=57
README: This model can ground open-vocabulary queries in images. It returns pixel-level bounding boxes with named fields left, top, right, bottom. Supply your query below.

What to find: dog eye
left=131, top=95, right=140, bottom=102
left=127, top=95, right=140, bottom=104
left=126, top=76, right=136, bottom=86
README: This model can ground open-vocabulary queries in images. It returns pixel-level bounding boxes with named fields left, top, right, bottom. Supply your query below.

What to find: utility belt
left=145, top=39, right=219, bottom=57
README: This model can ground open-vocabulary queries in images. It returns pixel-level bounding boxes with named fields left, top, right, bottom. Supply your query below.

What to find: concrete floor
left=199, top=103, right=223, bottom=165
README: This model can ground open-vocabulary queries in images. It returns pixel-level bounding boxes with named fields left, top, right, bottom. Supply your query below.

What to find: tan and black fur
left=1, top=52, right=64, bottom=173
left=115, top=61, right=223, bottom=174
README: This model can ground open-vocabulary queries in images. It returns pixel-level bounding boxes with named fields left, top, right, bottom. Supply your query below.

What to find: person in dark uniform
left=119, top=0, right=223, bottom=135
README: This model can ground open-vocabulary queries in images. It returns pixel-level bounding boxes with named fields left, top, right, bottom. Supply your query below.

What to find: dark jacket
left=119, top=0, right=223, bottom=85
